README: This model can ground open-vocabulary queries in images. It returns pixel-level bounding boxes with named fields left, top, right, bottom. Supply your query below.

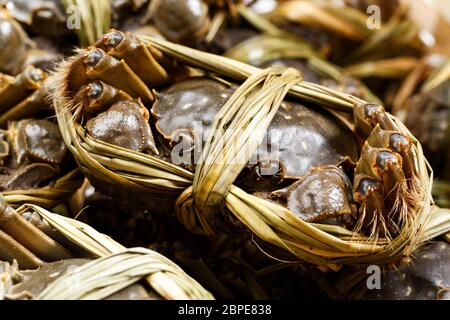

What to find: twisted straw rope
left=51, top=37, right=450, bottom=266
left=20, top=204, right=213, bottom=300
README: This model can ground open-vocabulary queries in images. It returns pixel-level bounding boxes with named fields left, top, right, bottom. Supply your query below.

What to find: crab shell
left=363, top=241, right=450, bottom=300
left=405, top=79, right=449, bottom=175
left=0, top=8, right=34, bottom=75
left=85, top=99, right=158, bottom=154
left=3, top=0, right=68, bottom=37
left=9, top=119, right=67, bottom=166
left=152, top=77, right=358, bottom=182
left=147, top=0, right=210, bottom=43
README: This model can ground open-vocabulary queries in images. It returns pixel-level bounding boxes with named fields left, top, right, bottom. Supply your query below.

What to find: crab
left=0, top=195, right=73, bottom=270
left=404, top=79, right=449, bottom=178
left=153, top=77, right=418, bottom=236
left=2, top=0, right=68, bottom=37
left=0, top=7, right=34, bottom=75
left=363, top=241, right=450, bottom=300
left=142, top=0, right=255, bottom=52
left=58, top=30, right=419, bottom=238
left=1, top=258, right=161, bottom=300
left=61, top=29, right=179, bottom=154
left=0, top=118, right=68, bottom=192
left=146, top=0, right=210, bottom=44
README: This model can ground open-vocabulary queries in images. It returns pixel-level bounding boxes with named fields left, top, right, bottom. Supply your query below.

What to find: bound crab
left=0, top=7, right=62, bottom=75
left=0, top=61, right=79, bottom=204
left=54, top=29, right=422, bottom=239
left=0, top=196, right=73, bottom=270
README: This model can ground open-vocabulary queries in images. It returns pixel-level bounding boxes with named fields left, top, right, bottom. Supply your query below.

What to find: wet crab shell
left=85, top=99, right=158, bottom=154
left=363, top=241, right=450, bottom=300
left=0, top=8, right=34, bottom=75
left=0, top=163, right=60, bottom=191
left=9, top=119, right=67, bottom=165
left=3, top=0, right=69, bottom=37
left=405, top=79, right=449, bottom=175
left=147, top=0, right=210, bottom=43
left=152, top=76, right=359, bottom=181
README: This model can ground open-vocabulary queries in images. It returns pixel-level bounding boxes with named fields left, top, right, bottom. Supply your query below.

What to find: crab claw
left=73, top=80, right=132, bottom=115
left=354, top=102, right=396, bottom=138
left=95, top=29, right=171, bottom=88
left=353, top=176, right=387, bottom=237
left=353, top=101, right=418, bottom=237
left=273, top=166, right=356, bottom=224
left=81, top=47, right=154, bottom=105
left=86, top=100, right=158, bottom=155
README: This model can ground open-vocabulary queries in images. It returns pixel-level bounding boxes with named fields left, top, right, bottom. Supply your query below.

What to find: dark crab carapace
left=59, top=30, right=420, bottom=237
left=147, top=0, right=210, bottom=44
left=0, top=8, right=34, bottom=75
left=363, top=241, right=450, bottom=300
left=405, top=79, right=449, bottom=178
left=0, top=118, right=67, bottom=192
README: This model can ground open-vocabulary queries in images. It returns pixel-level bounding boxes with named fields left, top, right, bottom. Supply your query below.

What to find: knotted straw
left=16, top=204, right=213, bottom=300
left=51, top=35, right=450, bottom=266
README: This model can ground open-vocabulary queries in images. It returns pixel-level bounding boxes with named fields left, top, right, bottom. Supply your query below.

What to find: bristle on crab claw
left=353, top=102, right=421, bottom=238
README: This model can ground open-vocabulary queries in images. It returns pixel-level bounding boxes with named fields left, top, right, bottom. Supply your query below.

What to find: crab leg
left=353, top=102, right=416, bottom=236
left=0, top=197, right=73, bottom=262
left=0, top=86, right=48, bottom=128
left=0, top=66, right=46, bottom=114
left=353, top=175, right=386, bottom=236
left=0, top=229, right=43, bottom=270
left=81, top=47, right=154, bottom=105
left=73, top=80, right=132, bottom=115
left=20, top=210, right=68, bottom=246
left=367, top=125, right=416, bottom=180
left=353, top=102, right=396, bottom=138
left=95, top=30, right=171, bottom=88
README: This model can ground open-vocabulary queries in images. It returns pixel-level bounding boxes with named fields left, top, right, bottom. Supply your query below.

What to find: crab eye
left=83, top=49, right=103, bottom=66
left=87, top=81, right=103, bottom=99
left=28, top=68, right=44, bottom=82
left=104, top=31, right=123, bottom=48
left=390, top=133, right=411, bottom=153
left=376, top=151, right=399, bottom=171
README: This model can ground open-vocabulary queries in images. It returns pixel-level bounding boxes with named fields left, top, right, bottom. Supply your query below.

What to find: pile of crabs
left=0, top=0, right=449, bottom=300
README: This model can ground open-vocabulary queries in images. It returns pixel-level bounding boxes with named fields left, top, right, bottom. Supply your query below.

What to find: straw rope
left=50, top=36, right=450, bottom=266
left=18, top=204, right=214, bottom=300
